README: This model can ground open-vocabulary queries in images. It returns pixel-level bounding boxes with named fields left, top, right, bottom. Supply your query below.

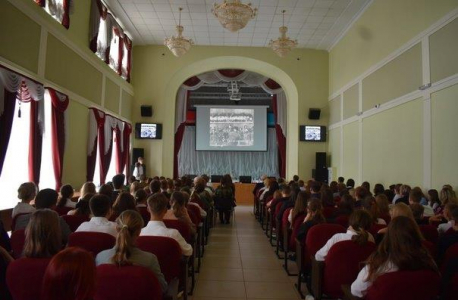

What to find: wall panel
left=105, top=78, right=120, bottom=114
left=343, top=83, right=359, bottom=119
left=329, top=96, right=341, bottom=125
left=342, top=122, right=359, bottom=183
left=430, top=17, right=458, bottom=83
left=328, top=127, right=341, bottom=178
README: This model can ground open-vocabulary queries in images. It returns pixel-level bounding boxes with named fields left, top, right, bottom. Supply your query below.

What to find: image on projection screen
left=209, top=108, right=254, bottom=147
left=140, top=124, right=157, bottom=138
left=305, top=126, right=321, bottom=141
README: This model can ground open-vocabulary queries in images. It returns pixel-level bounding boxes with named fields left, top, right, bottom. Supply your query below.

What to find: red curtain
left=173, top=123, right=186, bottom=179
left=115, top=123, right=131, bottom=175
left=62, top=0, right=71, bottom=29
left=86, top=108, right=104, bottom=182
left=123, top=36, right=132, bottom=82
left=0, top=90, right=17, bottom=177
left=48, top=88, right=69, bottom=190
left=28, top=100, right=43, bottom=185
left=272, top=95, right=286, bottom=178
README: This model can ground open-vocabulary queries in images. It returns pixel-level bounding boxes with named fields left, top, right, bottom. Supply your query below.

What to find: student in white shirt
left=140, top=193, right=193, bottom=256
left=56, top=184, right=76, bottom=209
left=12, top=182, right=37, bottom=218
left=351, top=216, right=438, bottom=297
left=315, top=210, right=375, bottom=261
left=409, top=188, right=434, bottom=217
left=76, top=194, right=117, bottom=237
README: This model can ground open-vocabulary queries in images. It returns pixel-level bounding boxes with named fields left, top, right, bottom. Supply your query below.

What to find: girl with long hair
left=112, top=192, right=137, bottom=217
left=95, top=210, right=167, bottom=292
left=288, top=191, right=309, bottom=224
left=296, top=198, right=326, bottom=241
left=23, top=209, right=62, bottom=258
left=56, top=184, right=75, bottom=208
left=165, top=192, right=196, bottom=234
left=79, top=182, right=96, bottom=200
left=351, top=216, right=438, bottom=297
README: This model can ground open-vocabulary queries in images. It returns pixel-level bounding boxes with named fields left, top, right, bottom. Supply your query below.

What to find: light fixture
left=164, top=7, right=193, bottom=57
left=228, top=81, right=242, bottom=101
left=212, top=0, right=257, bottom=33
left=269, top=10, right=297, bottom=57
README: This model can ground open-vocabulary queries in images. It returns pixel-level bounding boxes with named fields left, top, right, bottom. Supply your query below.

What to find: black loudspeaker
left=211, top=175, right=223, bottom=183
left=308, top=108, right=321, bottom=120
left=140, top=105, right=153, bottom=117
left=132, top=148, right=144, bottom=165
left=316, top=152, right=327, bottom=169
left=239, top=176, right=252, bottom=183
left=315, top=168, right=329, bottom=183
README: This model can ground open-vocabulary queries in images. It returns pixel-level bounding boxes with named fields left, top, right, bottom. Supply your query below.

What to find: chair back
left=6, top=258, right=51, bottom=300
left=335, top=215, right=349, bottom=228
left=281, top=208, right=293, bottom=229
left=61, top=214, right=90, bottom=232
left=419, top=225, right=439, bottom=244
left=442, top=243, right=458, bottom=273
left=306, top=224, right=347, bottom=257
left=163, top=219, right=191, bottom=242
left=10, top=229, right=26, bottom=259
left=368, top=224, right=387, bottom=237
left=67, top=232, right=115, bottom=256
left=366, top=270, right=440, bottom=300
left=323, top=207, right=336, bottom=219
left=323, top=240, right=376, bottom=298
left=11, top=213, right=30, bottom=231
left=187, top=206, right=201, bottom=226
left=136, top=236, right=182, bottom=283
left=137, top=207, right=150, bottom=225
left=94, top=264, right=162, bottom=300
left=289, top=212, right=307, bottom=250
left=0, top=251, right=11, bottom=300
left=380, top=213, right=391, bottom=224
left=54, top=206, right=72, bottom=216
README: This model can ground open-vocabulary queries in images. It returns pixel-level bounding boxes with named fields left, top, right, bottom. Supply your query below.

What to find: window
left=105, top=132, right=118, bottom=184
left=39, top=92, right=57, bottom=190
left=35, top=0, right=71, bottom=29
left=109, top=28, right=121, bottom=73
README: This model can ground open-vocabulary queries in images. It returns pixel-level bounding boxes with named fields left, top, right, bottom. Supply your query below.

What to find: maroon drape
left=28, top=100, right=43, bottom=185
left=115, top=123, right=131, bottom=175
left=272, top=95, right=286, bottom=178
left=62, top=0, right=71, bottom=29
left=48, top=89, right=69, bottom=190
left=173, top=123, right=186, bottom=179
left=90, top=0, right=104, bottom=53
left=123, top=36, right=132, bottom=82
left=218, top=69, right=244, bottom=78
left=0, top=90, right=17, bottom=177
left=86, top=108, right=104, bottom=182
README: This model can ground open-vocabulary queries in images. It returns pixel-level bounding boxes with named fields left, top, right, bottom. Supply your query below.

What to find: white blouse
left=351, top=261, right=398, bottom=297
left=315, top=229, right=375, bottom=261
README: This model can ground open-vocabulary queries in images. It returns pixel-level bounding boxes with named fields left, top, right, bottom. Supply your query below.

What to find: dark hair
left=355, top=186, right=368, bottom=200
left=135, top=189, right=148, bottom=204
left=147, top=193, right=169, bottom=215
left=450, top=206, right=458, bottom=222
left=409, top=188, right=423, bottom=204
left=98, top=184, right=113, bottom=198
left=150, top=180, right=161, bottom=194
left=23, top=209, right=61, bottom=258
left=160, top=180, right=168, bottom=191
left=293, top=175, right=299, bottom=182
left=292, top=191, right=309, bottom=222
left=338, top=194, right=355, bottom=215
left=74, top=196, right=91, bottom=217
left=113, top=192, right=137, bottom=216
left=346, top=179, right=355, bottom=188
left=361, top=181, right=370, bottom=192
left=112, top=174, right=126, bottom=189
left=338, top=177, right=345, bottom=183
left=383, top=189, right=395, bottom=202
left=410, top=203, right=424, bottom=220
left=321, top=188, right=334, bottom=207
left=348, top=210, right=373, bottom=246
left=311, top=182, right=321, bottom=193
left=373, top=184, right=385, bottom=196
left=35, top=189, right=59, bottom=209
left=57, top=185, right=74, bottom=208
left=89, top=194, right=111, bottom=217
left=308, top=198, right=326, bottom=224
left=17, top=182, right=37, bottom=201
left=427, top=189, right=441, bottom=207
left=366, top=216, right=438, bottom=281
left=281, top=185, right=291, bottom=195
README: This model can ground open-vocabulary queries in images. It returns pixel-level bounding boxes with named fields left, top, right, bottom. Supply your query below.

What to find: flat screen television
left=135, top=123, right=163, bottom=139
left=300, top=125, right=326, bottom=142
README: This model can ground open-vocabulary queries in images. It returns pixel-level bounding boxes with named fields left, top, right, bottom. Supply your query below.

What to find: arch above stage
left=162, top=56, right=299, bottom=179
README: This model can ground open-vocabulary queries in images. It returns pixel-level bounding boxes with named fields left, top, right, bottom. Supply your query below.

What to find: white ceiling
left=107, top=0, right=372, bottom=50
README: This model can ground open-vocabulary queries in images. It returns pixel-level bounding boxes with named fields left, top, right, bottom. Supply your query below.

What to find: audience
left=41, top=247, right=96, bottom=300
left=373, top=183, right=385, bottom=197
left=150, top=180, right=161, bottom=195
left=98, top=184, right=114, bottom=199
left=79, top=182, right=96, bottom=200
left=112, top=192, right=137, bottom=217
left=165, top=192, right=196, bottom=234
left=296, top=198, right=326, bottom=241
left=12, top=182, right=36, bottom=218
left=427, top=189, right=441, bottom=213
left=409, top=188, right=434, bottom=216
left=351, top=216, right=438, bottom=297
left=56, top=184, right=76, bottom=209
left=76, top=194, right=117, bottom=237
left=288, top=191, right=309, bottom=224
left=112, top=174, right=126, bottom=201
left=96, top=210, right=167, bottom=292
left=23, top=209, right=62, bottom=258
left=437, top=205, right=458, bottom=263
left=67, top=193, right=93, bottom=216
left=140, top=193, right=193, bottom=256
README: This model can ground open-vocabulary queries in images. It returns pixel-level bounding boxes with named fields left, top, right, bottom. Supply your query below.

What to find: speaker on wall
left=308, top=108, right=321, bottom=120
left=315, top=168, right=329, bottom=183
left=141, top=105, right=153, bottom=117
left=316, top=152, right=327, bottom=169
left=132, top=148, right=144, bottom=165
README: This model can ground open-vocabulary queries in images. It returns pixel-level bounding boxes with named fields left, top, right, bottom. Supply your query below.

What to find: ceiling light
left=164, top=7, right=193, bottom=57
left=269, top=10, right=297, bottom=57
left=212, top=0, right=257, bottom=33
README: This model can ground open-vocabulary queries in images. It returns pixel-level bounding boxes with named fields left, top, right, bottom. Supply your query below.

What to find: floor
left=190, top=205, right=306, bottom=300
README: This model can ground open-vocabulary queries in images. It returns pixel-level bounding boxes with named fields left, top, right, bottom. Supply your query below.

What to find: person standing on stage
left=133, top=157, right=146, bottom=180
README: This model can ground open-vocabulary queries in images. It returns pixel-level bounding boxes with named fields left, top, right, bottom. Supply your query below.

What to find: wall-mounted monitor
left=300, top=125, right=326, bottom=142
left=135, top=123, right=163, bottom=139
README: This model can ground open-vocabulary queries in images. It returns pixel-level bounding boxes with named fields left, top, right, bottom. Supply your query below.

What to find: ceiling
left=107, top=0, right=372, bottom=50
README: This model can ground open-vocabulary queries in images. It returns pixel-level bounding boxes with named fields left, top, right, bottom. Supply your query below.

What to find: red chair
left=61, top=214, right=90, bottom=232
left=0, top=251, right=11, bottom=300
left=335, top=215, right=349, bottom=228
left=11, top=213, right=30, bottom=231
left=368, top=224, right=387, bottom=237
left=365, top=270, right=440, bottom=300
left=312, top=240, right=376, bottom=300
left=6, top=257, right=52, bottom=300
left=441, top=243, right=458, bottom=273
left=94, top=264, right=162, bottom=300
left=10, top=229, right=25, bottom=259
left=54, top=206, right=72, bottom=216
left=422, top=240, right=437, bottom=260
left=289, top=213, right=307, bottom=251
left=419, top=225, right=439, bottom=244
left=67, top=232, right=115, bottom=256
left=323, top=207, right=336, bottom=219
left=137, top=206, right=150, bottom=225
left=379, top=213, right=391, bottom=225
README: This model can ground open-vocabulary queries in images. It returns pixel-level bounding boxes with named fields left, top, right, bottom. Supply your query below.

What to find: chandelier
left=212, top=0, right=257, bottom=32
left=164, top=7, right=193, bottom=57
left=269, top=10, right=297, bottom=57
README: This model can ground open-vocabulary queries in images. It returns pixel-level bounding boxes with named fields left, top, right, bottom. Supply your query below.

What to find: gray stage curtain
left=178, top=126, right=279, bottom=180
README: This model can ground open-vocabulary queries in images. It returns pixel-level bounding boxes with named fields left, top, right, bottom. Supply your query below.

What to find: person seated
left=394, top=184, right=411, bottom=205
left=409, top=188, right=434, bottom=217
left=392, top=184, right=403, bottom=204
left=373, top=183, right=385, bottom=197
left=332, top=194, right=354, bottom=218
left=354, top=187, right=369, bottom=209
left=315, top=210, right=374, bottom=261
left=24, top=209, right=62, bottom=258
left=298, top=180, right=306, bottom=191
left=193, top=179, right=213, bottom=210
left=374, top=194, right=390, bottom=221
left=98, top=184, right=114, bottom=200
left=276, top=185, right=300, bottom=225
left=112, top=192, right=137, bottom=219
left=310, top=182, right=321, bottom=199
left=297, top=199, right=326, bottom=241
left=320, top=187, right=335, bottom=208
left=79, top=182, right=96, bottom=201
left=267, top=185, right=290, bottom=211
left=165, top=192, right=196, bottom=234
left=140, top=193, right=193, bottom=256
left=56, top=184, right=76, bottom=209
left=410, top=203, right=429, bottom=225
left=214, top=175, right=235, bottom=224
left=288, top=191, right=309, bottom=224
left=112, top=174, right=126, bottom=202
left=430, top=203, right=458, bottom=235
left=361, top=182, right=371, bottom=195
left=437, top=206, right=458, bottom=263
left=67, top=193, right=93, bottom=216
left=150, top=180, right=161, bottom=195
left=160, top=180, right=170, bottom=199
left=12, top=182, right=37, bottom=218
left=350, top=216, right=438, bottom=297
left=338, top=176, right=345, bottom=185
left=15, top=189, right=71, bottom=244
left=129, top=181, right=141, bottom=196
left=346, top=178, right=355, bottom=190
left=360, top=197, right=386, bottom=225
left=166, top=178, right=175, bottom=195
left=377, top=202, right=414, bottom=235
left=135, top=190, right=148, bottom=209
left=76, top=195, right=117, bottom=237
left=184, top=191, right=207, bottom=218
left=96, top=210, right=167, bottom=293
left=41, top=247, right=96, bottom=300
left=427, top=189, right=441, bottom=214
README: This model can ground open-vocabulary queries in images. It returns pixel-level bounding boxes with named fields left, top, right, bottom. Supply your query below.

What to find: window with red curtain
left=34, top=0, right=72, bottom=29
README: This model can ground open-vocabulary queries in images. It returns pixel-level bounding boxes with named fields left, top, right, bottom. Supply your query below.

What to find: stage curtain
left=48, top=88, right=69, bottom=190
left=272, top=94, right=286, bottom=178
left=87, top=108, right=104, bottom=181
left=0, top=90, right=16, bottom=177
left=116, top=122, right=131, bottom=176
left=29, top=99, right=43, bottom=185
left=178, top=126, right=279, bottom=180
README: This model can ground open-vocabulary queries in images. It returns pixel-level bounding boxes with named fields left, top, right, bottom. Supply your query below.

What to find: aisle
left=191, top=205, right=302, bottom=300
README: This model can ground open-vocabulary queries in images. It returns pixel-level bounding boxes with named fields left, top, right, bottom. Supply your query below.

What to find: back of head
left=112, top=174, right=126, bottom=189
left=390, top=202, right=414, bottom=220
left=57, top=184, right=74, bottom=207
left=410, top=203, right=424, bottom=220
left=149, top=180, right=161, bottom=194
left=409, top=188, right=423, bottom=204
left=292, top=191, right=309, bottom=220
left=427, top=189, right=440, bottom=204
left=450, top=205, right=458, bottom=223
left=160, top=180, right=168, bottom=191
left=373, top=183, right=385, bottom=196
left=89, top=194, right=111, bottom=217
left=338, top=194, right=355, bottom=213
left=440, top=186, right=458, bottom=205
left=35, top=189, right=59, bottom=209
left=346, top=178, right=355, bottom=188
left=75, top=195, right=92, bottom=216
left=147, top=193, right=168, bottom=217
left=400, top=184, right=411, bottom=196
left=269, top=180, right=280, bottom=193
left=42, top=247, right=96, bottom=300
left=113, top=192, right=137, bottom=215
left=135, top=189, right=148, bottom=204
left=171, top=191, right=186, bottom=207
left=112, top=210, right=144, bottom=266
left=308, top=198, right=325, bottom=223
left=362, top=181, right=370, bottom=192
left=349, top=210, right=373, bottom=245
left=98, top=184, right=113, bottom=198
left=24, top=209, right=61, bottom=258
left=311, top=182, right=321, bottom=193
left=80, top=182, right=96, bottom=197
left=355, top=186, right=368, bottom=200
left=298, top=180, right=305, bottom=188
left=293, top=175, right=299, bottom=182
left=383, top=189, right=395, bottom=202
left=338, top=176, right=345, bottom=184
left=375, top=194, right=390, bottom=216
left=18, top=182, right=37, bottom=202
left=281, top=185, right=291, bottom=196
